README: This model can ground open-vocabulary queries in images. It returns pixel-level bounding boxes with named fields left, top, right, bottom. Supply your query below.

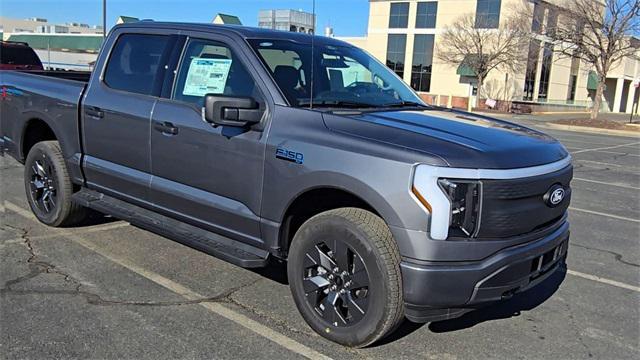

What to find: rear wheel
left=287, top=208, right=404, bottom=347
left=24, top=141, right=89, bottom=227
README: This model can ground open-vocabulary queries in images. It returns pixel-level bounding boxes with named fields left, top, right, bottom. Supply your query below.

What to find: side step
left=72, top=188, right=269, bottom=268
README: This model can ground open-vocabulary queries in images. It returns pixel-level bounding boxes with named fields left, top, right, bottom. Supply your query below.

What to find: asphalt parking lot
left=1, top=124, right=639, bottom=359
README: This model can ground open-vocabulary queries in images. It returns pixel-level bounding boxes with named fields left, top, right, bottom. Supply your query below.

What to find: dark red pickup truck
left=0, top=41, right=44, bottom=71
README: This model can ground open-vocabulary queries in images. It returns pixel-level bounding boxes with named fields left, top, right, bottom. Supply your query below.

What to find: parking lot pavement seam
left=1, top=223, right=84, bottom=295
left=570, top=242, right=640, bottom=268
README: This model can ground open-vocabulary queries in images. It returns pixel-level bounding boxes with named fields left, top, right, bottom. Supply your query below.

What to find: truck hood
left=322, top=109, right=569, bottom=169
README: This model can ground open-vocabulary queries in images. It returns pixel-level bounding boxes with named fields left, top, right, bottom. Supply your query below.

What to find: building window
left=531, top=2, right=544, bottom=33
left=475, top=0, right=501, bottom=28
left=411, top=34, right=434, bottom=92
left=567, top=53, right=580, bottom=102
left=523, top=40, right=540, bottom=101
left=386, top=34, right=407, bottom=78
left=415, top=2, right=438, bottom=28
left=546, top=7, right=558, bottom=38
left=389, top=2, right=410, bottom=28
left=537, top=43, right=553, bottom=100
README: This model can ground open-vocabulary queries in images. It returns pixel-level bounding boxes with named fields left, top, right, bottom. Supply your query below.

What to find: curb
left=541, top=123, right=640, bottom=138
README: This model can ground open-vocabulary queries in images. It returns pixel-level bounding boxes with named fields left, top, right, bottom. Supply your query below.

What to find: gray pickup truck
left=0, top=22, right=572, bottom=347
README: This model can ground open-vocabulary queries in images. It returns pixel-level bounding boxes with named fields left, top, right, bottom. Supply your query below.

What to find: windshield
left=248, top=39, right=424, bottom=108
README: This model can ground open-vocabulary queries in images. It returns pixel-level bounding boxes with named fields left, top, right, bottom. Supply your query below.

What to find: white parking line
left=569, top=207, right=640, bottom=223
left=572, top=177, right=640, bottom=190
left=572, top=141, right=640, bottom=154
left=5, top=202, right=332, bottom=360
left=567, top=270, right=640, bottom=293
left=575, top=159, right=632, bottom=168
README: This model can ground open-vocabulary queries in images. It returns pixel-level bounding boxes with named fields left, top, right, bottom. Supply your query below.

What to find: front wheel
left=24, top=141, right=90, bottom=227
left=287, top=208, right=404, bottom=347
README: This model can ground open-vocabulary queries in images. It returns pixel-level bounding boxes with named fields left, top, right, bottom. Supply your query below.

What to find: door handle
left=85, top=106, right=104, bottom=119
left=153, top=121, right=179, bottom=135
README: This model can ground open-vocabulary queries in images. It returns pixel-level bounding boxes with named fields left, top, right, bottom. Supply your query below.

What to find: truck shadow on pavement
left=375, top=267, right=567, bottom=345
left=428, top=267, right=567, bottom=333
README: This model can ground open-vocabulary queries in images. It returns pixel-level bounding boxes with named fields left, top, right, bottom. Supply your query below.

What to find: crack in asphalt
left=570, top=242, right=640, bottom=268
left=0, top=225, right=263, bottom=308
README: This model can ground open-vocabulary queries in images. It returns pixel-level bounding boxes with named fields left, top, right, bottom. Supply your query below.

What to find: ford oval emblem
left=544, top=185, right=565, bottom=207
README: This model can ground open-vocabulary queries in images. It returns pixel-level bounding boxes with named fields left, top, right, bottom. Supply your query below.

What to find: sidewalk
left=475, top=111, right=640, bottom=138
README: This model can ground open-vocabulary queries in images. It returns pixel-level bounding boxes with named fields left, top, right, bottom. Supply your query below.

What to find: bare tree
left=538, top=0, right=640, bottom=119
left=436, top=12, right=530, bottom=100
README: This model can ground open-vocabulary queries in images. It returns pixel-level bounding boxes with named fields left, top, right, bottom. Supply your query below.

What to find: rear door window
left=103, top=34, right=170, bottom=96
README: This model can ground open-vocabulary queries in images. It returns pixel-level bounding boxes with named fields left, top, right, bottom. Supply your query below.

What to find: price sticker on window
left=182, top=57, right=232, bottom=97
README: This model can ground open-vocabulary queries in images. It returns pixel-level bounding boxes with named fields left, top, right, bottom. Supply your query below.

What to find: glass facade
left=567, top=53, right=580, bottom=102
left=389, top=2, right=410, bottom=28
left=523, top=40, right=540, bottom=101
left=415, top=2, right=438, bottom=28
left=411, top=34, right=435, bottom=92
left=537, top=43, right=554, bottom=100
left=475, top=0, right=501, bottom=29
left=386, top=34, right=407, bottom=78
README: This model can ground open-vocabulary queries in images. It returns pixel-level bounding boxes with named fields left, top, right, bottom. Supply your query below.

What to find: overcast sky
left=0, top=0, right=370, bottom=36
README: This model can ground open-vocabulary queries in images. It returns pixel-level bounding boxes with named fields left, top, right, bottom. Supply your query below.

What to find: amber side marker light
left=412, top=186, right=432, bottom=213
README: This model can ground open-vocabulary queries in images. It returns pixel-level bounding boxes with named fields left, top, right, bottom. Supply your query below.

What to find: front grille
left=475, top=165, right=572, bottom=238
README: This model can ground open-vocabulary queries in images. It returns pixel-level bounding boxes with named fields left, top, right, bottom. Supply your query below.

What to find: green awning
left=456, top=54, right=479, bottom=77
left=587, top=71, right=599, bottom=90
left=6, top=34, right=103, bottom=52
left=456, top=63, right=476, bottom=77
left=216, top=14, right=242, bottom=25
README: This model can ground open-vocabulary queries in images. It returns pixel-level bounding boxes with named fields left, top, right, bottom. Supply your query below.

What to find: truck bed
left=0, top=70, right=87, bottom=166
left=17, top=69, right=91, bottom=83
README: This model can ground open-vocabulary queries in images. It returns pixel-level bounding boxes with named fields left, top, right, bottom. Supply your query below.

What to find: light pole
left=102, top=0, right=106, bottom=38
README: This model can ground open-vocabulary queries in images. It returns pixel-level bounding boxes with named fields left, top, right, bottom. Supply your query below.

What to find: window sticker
left=182, top=57, right=232, bottom=96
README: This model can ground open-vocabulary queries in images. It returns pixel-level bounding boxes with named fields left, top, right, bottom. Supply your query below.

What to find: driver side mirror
left=204, top=95, right=264, bottom=127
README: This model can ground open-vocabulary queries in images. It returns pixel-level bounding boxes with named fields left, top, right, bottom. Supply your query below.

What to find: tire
left=287, top=207, right=404, bottom=347
left=24, top=141, right=89, bottom=227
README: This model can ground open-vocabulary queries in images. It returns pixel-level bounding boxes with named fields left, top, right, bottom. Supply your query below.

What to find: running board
left=72, top=188, right=269, bottom=268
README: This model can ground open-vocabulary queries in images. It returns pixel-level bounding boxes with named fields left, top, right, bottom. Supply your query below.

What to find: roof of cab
left=113, top=21, right=353, bottom=47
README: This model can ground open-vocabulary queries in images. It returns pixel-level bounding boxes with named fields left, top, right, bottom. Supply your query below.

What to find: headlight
left=437, top=179, right=481, bottom=237
left=412, top=165, right=482, bottom=240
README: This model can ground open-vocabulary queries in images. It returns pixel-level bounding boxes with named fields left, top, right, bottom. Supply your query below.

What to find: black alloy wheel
left=302, top=239, right=370, bottom=327
left=24, top=141, right=90, bottom=227
left=288, top=208, right=404, bottom=347
left=27, top=154, right=58, bottom=214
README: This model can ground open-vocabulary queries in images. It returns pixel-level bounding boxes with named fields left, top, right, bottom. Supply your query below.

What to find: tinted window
left=0, top=44, right=42, bottom=66
left=386, top=34, right=407, bottom=79
left=104, top=34, right=170, bottom=95
left=411, top=34, right=434, bottom=92
left=415, top=2, right=438, bottom=29
left=475, top=0, right=501, bottom=28
left=389, top=2, right=410, bottom=28
left=173, top=39, right=259, bottom=107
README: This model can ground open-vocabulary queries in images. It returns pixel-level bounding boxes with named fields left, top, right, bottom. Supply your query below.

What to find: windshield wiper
left=299, top=100, right=382, bottom=109
left=382, top=101, right=431, bottom=108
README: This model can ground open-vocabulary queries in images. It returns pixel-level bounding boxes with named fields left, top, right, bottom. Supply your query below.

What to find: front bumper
left=400, top=221, right=569, bottom=323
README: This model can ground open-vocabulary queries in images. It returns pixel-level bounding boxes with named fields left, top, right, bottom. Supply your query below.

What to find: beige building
left=0, top=16, right=103, bottom=37
left=338, top=0, right=640, bottom=114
